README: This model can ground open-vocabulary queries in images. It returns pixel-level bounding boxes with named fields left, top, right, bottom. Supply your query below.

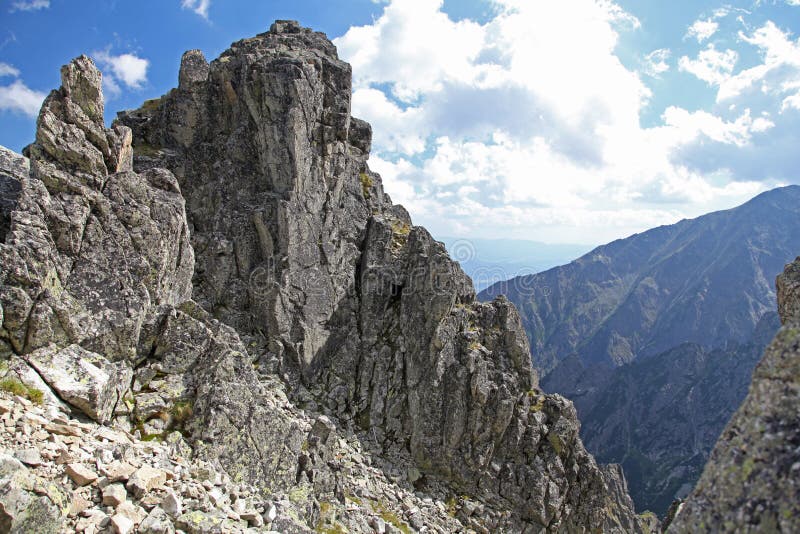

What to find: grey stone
left=25, top=344, right=132, bottom=424
left=161, top=489, right=182, bottom=518
left=102, top=483, right=127, bottom=507
left=139, top=507, right=175, bottom=534
left=0, top=454, right=66, bottom=534
left=14, top=448, right=43, bottom=467
left=126, top=466, right=167, bottom=498
left=66, top=463, right=98, bottom=486
left=110, top=513, right=134, bottom=534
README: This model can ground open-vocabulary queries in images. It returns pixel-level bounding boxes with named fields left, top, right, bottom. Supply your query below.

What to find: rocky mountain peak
left=178, top=50, right=209, bottom=89
left=0, top=21, right=656, bottom=533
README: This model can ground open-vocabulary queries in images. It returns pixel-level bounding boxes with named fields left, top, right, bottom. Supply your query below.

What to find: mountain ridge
left=480, top=184, right=800, bottom=373
left=667, top=255, right=800, bottom=532
left=0, top=21, right=653, bottom=533
left=479, top=184, right=799, bottom=516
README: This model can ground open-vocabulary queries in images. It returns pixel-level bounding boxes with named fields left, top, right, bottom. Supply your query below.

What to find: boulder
left=25, top=344, right=131, bottom=424
left=0, top=454, right=66, bottom=533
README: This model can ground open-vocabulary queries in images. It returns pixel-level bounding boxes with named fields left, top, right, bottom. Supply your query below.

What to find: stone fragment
left=116, top=500, right=147, bottom=524
left=110, top=513, right=134, bottom=534
left=264, top=503, right=277, bottom=523
left=100, top=461, right=136, bottom=483
left=161, top=489, right=182, bottom=518
left=240, top=510, right=263, bottom=527
left=102, top=483, right=127, bottom=507
left=45, top=423, right=82, bottom=437
left=14, top=448, right=43, bottom=466
left=126, top=466, right=167, bottom=498
left=371, top=516, right=387, bottom=533
left=139, top=506, right=175, bottom=534
left=69, top=491, right=92, bottom=517
left=66, top=463, right=98, bottom=486
left=25, top=345, right=132, bottom=424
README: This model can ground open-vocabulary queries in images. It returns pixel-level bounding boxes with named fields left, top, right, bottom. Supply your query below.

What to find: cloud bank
left=335, top=0, right=785, bottom=244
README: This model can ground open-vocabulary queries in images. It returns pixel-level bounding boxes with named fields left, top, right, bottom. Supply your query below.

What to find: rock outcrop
left=0, top=21, right=652, bottom=532
left=668, top=258, right=800, bottom=532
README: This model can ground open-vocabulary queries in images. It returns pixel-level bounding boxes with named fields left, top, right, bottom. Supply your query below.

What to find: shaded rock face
left=669, top=257, right=800, bottom=532
left=0, top=147, right=26, bottom=243
left=0, top=22, right=652, bottom=533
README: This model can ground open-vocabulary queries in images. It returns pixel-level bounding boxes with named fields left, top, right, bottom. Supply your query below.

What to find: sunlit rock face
left=0, top=21, right=653, bottom=533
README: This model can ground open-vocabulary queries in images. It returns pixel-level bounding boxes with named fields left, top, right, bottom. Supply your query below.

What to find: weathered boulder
left=0, top=55, right=193, bottom=363
left=24, top=344, right=131, bottom=423
left=0, top=454, right=67, bottom=533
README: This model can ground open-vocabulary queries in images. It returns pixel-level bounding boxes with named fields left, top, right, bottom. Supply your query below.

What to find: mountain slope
left=543, top=312, right=780, bottom=515
left=479, top=188, right=799, bottom=516
left=668, top=257, right=800, bottom=532
left=479, top=186, right=800, bottom=373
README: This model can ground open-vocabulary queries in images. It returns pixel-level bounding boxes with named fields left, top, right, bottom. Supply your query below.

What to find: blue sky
left=1, top=0, right=800, bottom=245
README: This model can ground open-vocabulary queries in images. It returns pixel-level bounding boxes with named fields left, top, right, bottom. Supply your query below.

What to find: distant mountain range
left=479, top=185, right=800, bottom=515
left=441, top=237, right=590, bottom=292
left=480, top=185, right=800, bottom=374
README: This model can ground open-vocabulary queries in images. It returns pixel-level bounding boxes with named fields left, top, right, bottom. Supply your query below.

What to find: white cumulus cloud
left=334, top=0, right=776, bottom=244
left=181, top=0, right=210, bottom=19
left=687, top=19, right=719, bottom=43
left=0, top=79, right=46, bottom=117
left=643, top=48, right=671, bottom=77
left=679, top=45, right=738, bottom=85
left=93, top=49, right=149, bottom=98
left=0, top=63, right=20, bottom=77
left=9, top=0, right=49, bottom=12
left=717, top=21, right=800, bottom=103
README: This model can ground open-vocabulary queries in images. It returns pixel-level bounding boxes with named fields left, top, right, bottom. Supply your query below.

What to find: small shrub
left=390, top=220, right=410, bottom=236
left=171, top=400, right=193, bottom=425
left=370, top=500, right=412, bottom=534
left=359, top=172, right=373, bottom=199
left=141, top=98, right=162, bottom=111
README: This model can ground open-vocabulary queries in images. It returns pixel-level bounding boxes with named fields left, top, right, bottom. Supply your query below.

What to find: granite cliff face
left=0, top=21, right=652, bottom=533
left=668, top=257, right=800, bottom=532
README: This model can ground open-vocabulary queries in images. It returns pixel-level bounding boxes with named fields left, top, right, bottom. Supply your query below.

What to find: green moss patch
left=0, top=377, right=44, bottom=404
